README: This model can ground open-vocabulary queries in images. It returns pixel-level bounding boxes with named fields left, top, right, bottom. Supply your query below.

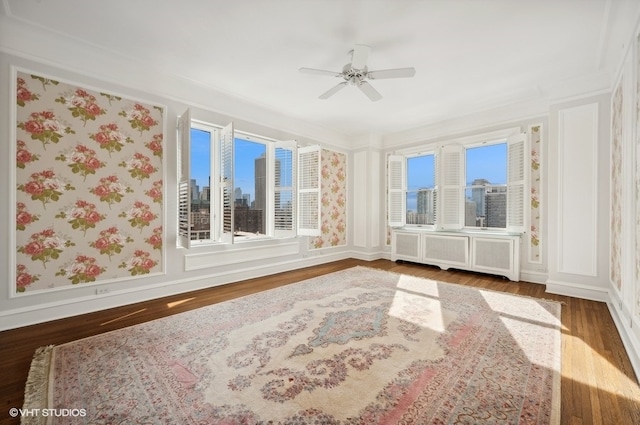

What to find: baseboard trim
left=545, top=279, right=610, bottom=302
left=519, top=270, right=548, bottom=284
left=0, top=252, right=353, bottom=331
left=607, top=300, right=640, bottom=384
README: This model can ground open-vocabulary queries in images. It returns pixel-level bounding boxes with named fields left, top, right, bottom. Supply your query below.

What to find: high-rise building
left=465, top=199, right=477, bottom=226
left=190, top=179, right=199, bottom=201
left=200, top=186, right=210, bottom=201
left=486, top=186, right=507, bottom=228
left=471, top=178, right=490, bottom=217
left=416, top=188, right=435, bottom=225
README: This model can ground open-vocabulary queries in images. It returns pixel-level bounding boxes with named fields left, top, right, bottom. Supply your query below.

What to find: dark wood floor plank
left=1, top=259, right=639, bottom=424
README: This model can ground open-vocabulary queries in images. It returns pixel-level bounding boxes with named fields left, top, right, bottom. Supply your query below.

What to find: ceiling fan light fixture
left=300, top=44, right=415, bottom=101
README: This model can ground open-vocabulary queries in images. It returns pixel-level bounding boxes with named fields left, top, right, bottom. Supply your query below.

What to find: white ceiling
left=3, top=0, right=639, bottom=138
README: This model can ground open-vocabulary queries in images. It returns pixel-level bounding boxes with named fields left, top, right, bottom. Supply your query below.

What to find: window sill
left=396, top=227, right=523, bottom=237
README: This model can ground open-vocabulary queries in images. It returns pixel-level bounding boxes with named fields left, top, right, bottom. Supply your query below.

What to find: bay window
left=178, top=109, right=319, bottom=247
left=389, top=130, right=527, bottom=233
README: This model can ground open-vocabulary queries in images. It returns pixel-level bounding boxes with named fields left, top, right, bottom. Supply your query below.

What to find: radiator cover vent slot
left=423, top=235, right=468, bottom=266
left=473, top=238, right=512, bottom=271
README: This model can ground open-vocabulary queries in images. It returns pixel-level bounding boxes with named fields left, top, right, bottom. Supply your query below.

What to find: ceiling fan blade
left=351, top=44, right=371, bottom=70
left=367, top=67, right=416, bottom=80
left=299, top=68, right=342, bottom=77
left=357, top=81, right=382, bottom=102
left=319, top=82, right=348, bottom=99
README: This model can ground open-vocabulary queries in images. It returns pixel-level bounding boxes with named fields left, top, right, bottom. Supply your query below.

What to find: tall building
left=465, top=199, right=477, bottom=226
left=486, top=186, right=507, bottom=228
left=200, top=186, right=210, bottom=201
left=254, top=155, right=267, bottom=214
left=416, top=188, right=435, bottom=225
left=471, top=178, right=490, bottom=217
left=190, top=179, right=199, bottom=201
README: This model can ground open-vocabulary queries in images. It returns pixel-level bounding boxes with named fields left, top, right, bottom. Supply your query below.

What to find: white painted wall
left=546, top=96, right=611, bottom=301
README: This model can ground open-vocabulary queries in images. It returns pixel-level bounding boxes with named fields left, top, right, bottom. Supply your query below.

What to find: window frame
left=463, top=139, right=508, bottom=231
left=178, top=110, right=315, bottom=248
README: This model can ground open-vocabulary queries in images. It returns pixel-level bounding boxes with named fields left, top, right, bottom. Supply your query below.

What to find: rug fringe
left=21, top=345, right=55, bottom=425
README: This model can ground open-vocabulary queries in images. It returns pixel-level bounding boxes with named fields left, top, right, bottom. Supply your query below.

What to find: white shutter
left=297, top=145, right=321, bottom=236
left=274, top=140, right=296, bottom=238
left=220, top=123, right=234, bottom=244
left=507, top=132, right=527, bottom=233
left=388, top=155, right=406, bottom=227
left=437, top=144, right=464, bottom=230
left=177, top=109, right=192, bottom=248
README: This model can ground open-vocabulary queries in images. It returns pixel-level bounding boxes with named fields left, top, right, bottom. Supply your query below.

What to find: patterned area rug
left=23, top=266, right=561, bottom=424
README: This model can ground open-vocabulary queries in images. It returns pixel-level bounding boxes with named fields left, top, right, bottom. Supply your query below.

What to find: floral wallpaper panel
left=309, top=149, right=347, bottom=249
left=529, top=125, right=542, bottom=264
left=14, top=71, right=164, bottom=295
left=611, top=77, right=623, bottom=291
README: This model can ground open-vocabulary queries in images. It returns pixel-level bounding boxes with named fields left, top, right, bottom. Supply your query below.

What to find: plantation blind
left=507, top=132, right=527, bottom=233
left=297, top=145, right=321, bottom=236
left=437, top=144, right=464, bottom=230
left=387, top=155, right=406, bottom=227
left=220, top=122, right=234, bottom=244
left=177, top=109, right=192, bottom=247
left=274, top=141, right=296, bottom=238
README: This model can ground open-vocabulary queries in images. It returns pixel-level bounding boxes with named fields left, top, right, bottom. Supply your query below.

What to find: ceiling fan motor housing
left=342, top=64, right=368, bottom=85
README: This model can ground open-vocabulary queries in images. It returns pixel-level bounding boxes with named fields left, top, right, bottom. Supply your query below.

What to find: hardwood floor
left=1, top=259, right=639, bottom=424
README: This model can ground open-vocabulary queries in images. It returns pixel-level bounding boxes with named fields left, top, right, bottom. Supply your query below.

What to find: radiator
left=392, top=230, right=520, bottom=281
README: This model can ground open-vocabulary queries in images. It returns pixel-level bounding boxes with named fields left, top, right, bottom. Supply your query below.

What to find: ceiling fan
left=299, top=44, right=416, bottom=102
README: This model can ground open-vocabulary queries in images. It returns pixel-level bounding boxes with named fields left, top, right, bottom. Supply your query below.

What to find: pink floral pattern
left=90, top=123, right=133, bottom=155
left=56, top=144, right=105, bottom=180
left=16, top=264, right=39, bottom=293
left=16, top=140, right=40, bottom=169
left=90, top=227, right=132, bottom=260
left=310, top=149, right=347, bottom=249
left=17, top=110, right=75, bottom=150
left=55, top=200, right=105, bottom=236
left=14, top=71, right=164, bottom=294
left=529, top=125, right=542, bottom=263
left=16, top=76, right=40, bottom=107
left=55, top=88, right=106, bottom=126
left=56, top=254, right=105, bottom=284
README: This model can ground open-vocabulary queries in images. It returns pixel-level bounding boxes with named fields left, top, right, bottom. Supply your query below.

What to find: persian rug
left=23, top=266, right=561, bottom=424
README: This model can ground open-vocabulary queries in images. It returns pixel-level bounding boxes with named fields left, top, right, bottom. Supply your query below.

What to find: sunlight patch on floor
left=479, top=290, right=563, bottom=328
left=563, top=333, right=640, bottom=396
left=390, top=275, right=447, bottom=332
left=100, top=308, right=146, bottom=326
left=167, top=297, right=196, bottom=308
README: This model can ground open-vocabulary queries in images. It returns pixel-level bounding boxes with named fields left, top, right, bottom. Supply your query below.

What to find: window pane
left=234, top=138, right=267, bottom=237
left=190, top=128, right=211, bottom=240
left=406, top=154, right=435, bottom=225
left=465, top=143, right=507, bottom=228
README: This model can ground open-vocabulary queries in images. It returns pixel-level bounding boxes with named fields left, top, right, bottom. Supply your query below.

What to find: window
left=465, top=143, right=507, bottom=229
left=233, top=136, right=267, bottom=238
left=389, top=130, right=527, bottom=233
left=178, top=109, right=318, bottom=247
left=406, top=154, right=435, bottom=225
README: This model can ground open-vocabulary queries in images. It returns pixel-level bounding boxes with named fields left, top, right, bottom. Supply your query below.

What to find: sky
left=191, top=129, right=265, bottom=200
